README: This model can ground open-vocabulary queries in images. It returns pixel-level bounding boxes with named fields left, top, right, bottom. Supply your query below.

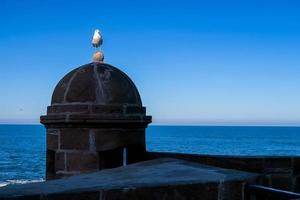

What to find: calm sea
left=0, top=124, right=300, bottom=186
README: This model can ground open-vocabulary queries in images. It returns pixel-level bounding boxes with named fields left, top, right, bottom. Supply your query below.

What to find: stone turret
left=40, top=62, right=151, bottom=179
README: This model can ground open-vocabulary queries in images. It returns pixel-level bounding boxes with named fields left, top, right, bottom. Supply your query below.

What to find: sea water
left=0, top=124, right=299, bottom=186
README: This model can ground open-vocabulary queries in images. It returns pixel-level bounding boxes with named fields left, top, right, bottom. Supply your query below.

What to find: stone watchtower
left=40, top=62, right=151, bottom=179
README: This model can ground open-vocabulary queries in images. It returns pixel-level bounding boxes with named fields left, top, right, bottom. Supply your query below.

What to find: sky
left=0, top=0, right=300, bottom=125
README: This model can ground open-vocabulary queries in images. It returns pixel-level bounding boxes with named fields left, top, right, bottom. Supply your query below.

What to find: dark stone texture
left=103, top=183, right=219, bottom=200
left=51, top=68, right=77, bottom=104
left=270, top=175, right=292, bottom=190
left=99, top=148, right=123, bottom=169
left=46, top=150, right=55, bottom=180
left=55, top=152, right=65, bottom=171
left=60, top=128, right=89, bottom=150
left=47, top=129, right=59, bottom=135
left=51, top=63, right=142, bottom=106
left=146, top=152, right=265, bottom=173
left=92, top=128, right=145, bottom=151
left=295, top=176, right=300, bottom=192
left=65, top=65, right=97, bottom=103
left=259, top=175, right=271, bottom=187
left=0, top=158, right=257, bottom=200
left=41, top=62, right=151, bottom=179
left=294, top=158, right=300, bottom=175
left=127, top=145, right=146, bottom=164
left=263, top=157, right=292, bottom=174
left=91, top=105, right=124, bottom=115
left=220, top=181, right=245, bottom=200
left=146, top=152, right=300, bottom=192
left=47, top=105, right=89, bottom=115
left=125, top=106, right=146, bottom=115
left=66, top=152, right=98, bottom=172
left=46, top=134, right=58, bottom=150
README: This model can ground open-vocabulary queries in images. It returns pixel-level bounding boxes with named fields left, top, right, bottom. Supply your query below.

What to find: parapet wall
left=146, top=152, right=300, bottom=192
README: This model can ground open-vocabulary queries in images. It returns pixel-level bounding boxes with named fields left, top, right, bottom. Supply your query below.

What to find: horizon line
left=0, top=122, right=300, bottom=127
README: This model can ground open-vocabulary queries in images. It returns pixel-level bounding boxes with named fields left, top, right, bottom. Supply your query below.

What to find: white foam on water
left=0, top=179, right=44, bottom=187
left=0, top=182, right=8, bottom=187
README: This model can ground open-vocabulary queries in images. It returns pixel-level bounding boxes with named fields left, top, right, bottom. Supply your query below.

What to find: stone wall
left=46, top=127, right=146, bottom=179
left=146, top=152, right=300, bottom=192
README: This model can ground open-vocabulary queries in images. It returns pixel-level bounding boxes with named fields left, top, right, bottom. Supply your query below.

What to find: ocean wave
left=0, top=179, right=44, bottom=187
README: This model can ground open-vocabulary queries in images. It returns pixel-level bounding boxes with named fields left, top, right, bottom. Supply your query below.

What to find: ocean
left=0, top=124, right=300, bottom=186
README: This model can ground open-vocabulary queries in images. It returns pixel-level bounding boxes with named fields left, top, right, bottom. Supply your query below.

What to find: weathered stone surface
left=40, top=62, right=151, bottom=179
left=55, top=152, right=65, bottom=171
left=47, top=129, right=59, bottom=135
left=65, top=65, right=97, bottom=103
left=46, top=150, right=55, bottom=180
left=294, top=158, right=300, bottom=175
left=270, top=175, right=292, bottom=190
left=99, top=148, right=123, bottom=169
left=125, top=106, right=146, bottom=114
left=66, top=152, right=98, bottom=172
left=259, top=175, right=271, bottom=187
left=220, top=180, right=245, bottom=200
left=103, top=183, right=219, bottom=200
left=146, top=152, right=265, bottom=173
left=0, top=158, right=258, bottom=200
left=146, top=152, right=300, bottom=192
left=92, top=129, right=145, bottom=151
left=51, top=68, right=77, bottom=104
left=91, top=105, right=124, bottom=114
left=295, top=175, right=300, bottom=192
left=47, top=105, right=89, bottom=115
left=264, top=157, right=292, bottom=173
left=60, top=129, right=89, bottom=150
left=47, top=134, right=58, bottom=150
left=50, top=63, right=142, bottom=106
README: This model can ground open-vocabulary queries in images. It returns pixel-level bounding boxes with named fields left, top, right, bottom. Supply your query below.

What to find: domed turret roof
left=51, top=62, right=142, bottom=106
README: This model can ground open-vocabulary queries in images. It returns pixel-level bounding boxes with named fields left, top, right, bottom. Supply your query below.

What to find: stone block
left=99, top=147, right=123, bottom=169
left=104, top=183, right=218, bottom=200
left=91, top=105, right=123, bottom=114
left=270, top=175, right=292, bottom=191
left=55, top=152, right=65, bottom=171
left=47, top=129, right=59, bottom=135
left=125, top=106, right=145, bottom=114
left=65, top=66, right=97, bottom=103
left=60, top=128, right=89, bottom=150
left=93, top=128, right=145, bottom=151
left=47, top=105, right=89, bottom=114
left=51, top=70, right=75, bottom=104
left=293, top=157, right=300, bottom=175
left=264, top=157, right=292, bottom=169
left=220, top=180, right=244, bottom=200
left=259, top=175, right=271, bottom=187
left=263, top=157, right=292, bottom=174
left=66, top=152, right=98, bottom=172
left=46, top=150, right=55, bottom=180
left=47, top=134, right=58, bottom=150
left=210, top=157, right=264, bottom=173
left=295, top=175, right=300, bottom=192
left=127, top=145, right=146, bottom=164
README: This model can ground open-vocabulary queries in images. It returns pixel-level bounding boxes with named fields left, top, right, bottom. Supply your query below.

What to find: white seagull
left=92, top=29, right=103, bottom=48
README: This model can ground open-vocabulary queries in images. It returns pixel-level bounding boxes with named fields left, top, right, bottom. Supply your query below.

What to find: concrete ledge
left=0, top=158, right=257, bottom=200
left=146, top=152, right=300, bottom=192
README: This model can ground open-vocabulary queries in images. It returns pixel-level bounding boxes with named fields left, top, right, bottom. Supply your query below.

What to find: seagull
left=92, top=29, right=103, bottom=48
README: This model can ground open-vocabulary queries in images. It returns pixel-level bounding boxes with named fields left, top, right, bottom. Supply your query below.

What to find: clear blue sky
left=0, top=0, right=300, bottom=125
